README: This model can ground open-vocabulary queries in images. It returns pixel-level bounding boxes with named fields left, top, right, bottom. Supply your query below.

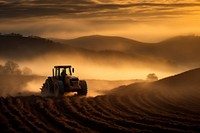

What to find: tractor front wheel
left=78, top=80, right=87, bottom=96
left=54, top=81, right=64, bottom=97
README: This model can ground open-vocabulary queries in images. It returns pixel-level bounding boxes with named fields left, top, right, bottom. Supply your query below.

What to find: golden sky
left=0, top=0, right=200, bottom=42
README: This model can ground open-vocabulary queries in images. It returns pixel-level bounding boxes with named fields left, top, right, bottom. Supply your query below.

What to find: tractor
left=41, top=65, right=87, bottom=97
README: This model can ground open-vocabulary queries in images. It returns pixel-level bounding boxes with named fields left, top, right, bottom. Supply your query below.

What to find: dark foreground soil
left=0, top=88, right=199, bottom=133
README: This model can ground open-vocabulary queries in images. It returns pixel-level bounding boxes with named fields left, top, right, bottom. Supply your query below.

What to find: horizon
left=1, top=32, right=200, bottom=43
left=0, top=0, right=200, bottom=42
left=43, top=34, right=200, bottom=43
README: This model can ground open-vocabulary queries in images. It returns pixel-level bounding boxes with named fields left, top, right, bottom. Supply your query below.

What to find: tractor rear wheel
left=41, top=77, right=54, bottom=96
left=47, top=77, right=54, bottom=95
left=54, top=81, right=64, bottom=97
left=78, top=80, right=87, bottom=96
left=41, top=83, right=45, bottom=95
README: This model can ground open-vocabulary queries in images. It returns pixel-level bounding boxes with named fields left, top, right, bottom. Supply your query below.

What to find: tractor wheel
left=54, top=81, right=64, bottom=97
left=47, top=77, right=54, bottom=95
left=42, top=77, right=54, bottom=96
left=41, top=83, right=45, bottom=95
left=78, top=80, right=87, bottom=96
left=41, top=83, right=49, bottom=96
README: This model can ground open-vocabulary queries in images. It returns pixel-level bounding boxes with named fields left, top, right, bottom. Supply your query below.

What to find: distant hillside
left=55, top=35, right=200, bottom=67
left=157, top=36, right=200, bottom=65
left=56, top=35, right=148, bottom=52
left=1, top=34, right=200, bottom=68
left=0, top=34, right=151, bottom=65
left=153, top=67, right=200, bottom=89
left=0, top=34, right=75, bottom=60
left=110, top=68, right=200, bottom=95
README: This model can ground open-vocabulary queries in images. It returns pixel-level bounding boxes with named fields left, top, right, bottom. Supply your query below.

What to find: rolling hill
left=153, top=67, right=200, bottom=89
left=110, top=67, right=200, bottom=97
left=0, top=34, right=76, bottom=60
left=55, top=35, right=200, bottom=67
left=55, top=35, right=148, bottom=52
left=1, top=34, right=200, bottom=70
left=156, top=36, right=200, bottom=65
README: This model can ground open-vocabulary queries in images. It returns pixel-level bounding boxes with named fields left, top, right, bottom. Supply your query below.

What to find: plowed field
left=0, top=88, right=199, bottom=133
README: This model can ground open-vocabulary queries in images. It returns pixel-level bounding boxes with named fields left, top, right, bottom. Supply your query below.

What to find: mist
left=8, top=53, right=180, bottom=97
left=1, top=34, right=200, bottom=97
left=0, top=48, right=191, bottom=97
left=17, top=51, right=177, bottom=80
left=1, top=33, right=199, bottom=81
left=109, top=67, right=200, bottom=106
left=0, top=53, right=168, bottom=97
left=0, top=61, right=45, bottom=97
left=0, top=74, right=45, bottom=97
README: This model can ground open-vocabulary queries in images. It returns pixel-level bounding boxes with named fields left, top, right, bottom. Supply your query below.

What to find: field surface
left=0, top=90, right=199, bottom=133
left=0, top=69, right=200, bottom=132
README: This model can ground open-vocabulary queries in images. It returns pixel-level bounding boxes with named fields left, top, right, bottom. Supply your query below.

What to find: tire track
left=107, top=95, right=189, bottom=132
left=0, top=91, right=199, bottom=132
left=33, top=97, right=82, bottom=133
left=7, top=97, right=46, bottom=133
left=151, top=93, right=200, bottom=120
left=0, top=97, right=17, bottom=133
left=1, top=97, right=32, bottom=132
left=50, top=98, right=92, bottom=132
left=139, top=93, right=200, bottom=132
left=127, top=93, right=200, bottom=132
left=61, top=97, right=132, bottom=133
left=22, top=96, right=59, bottom=133
left=14, top=97, right=52, bottom=132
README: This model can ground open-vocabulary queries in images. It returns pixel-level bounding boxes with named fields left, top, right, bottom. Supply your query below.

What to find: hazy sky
left=1, top=0, right=200, bottom=42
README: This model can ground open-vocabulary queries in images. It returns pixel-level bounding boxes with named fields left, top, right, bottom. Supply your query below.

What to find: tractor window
left=66, top=68, right=71, bottom=75
left=60, top=68, right=71, bottom=76
left=55, top=68, right=60, bottom=77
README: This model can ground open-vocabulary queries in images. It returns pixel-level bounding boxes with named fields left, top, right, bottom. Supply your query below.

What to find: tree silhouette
left=146, top=73, right=158, bottom=81
left=4, top=61, right=21, bottom=75
left=0, top=61, right=32, bottom=75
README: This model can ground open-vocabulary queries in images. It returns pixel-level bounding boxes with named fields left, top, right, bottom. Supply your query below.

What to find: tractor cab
left=52, top=66, right=74, bottom=78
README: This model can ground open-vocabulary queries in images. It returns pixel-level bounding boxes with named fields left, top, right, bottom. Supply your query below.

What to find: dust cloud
left=109, top=67, right=200, bottom=107
left=18, top=52, right=175, bottom=80
left=11, top=52, right=174, bottom=97
left=0, top=50, right=182, bottom=97
left=0, top=40, right=196, bottom=97
left=86, top=79, right=143, bottom=96
left=0, top=75, right=39, bottom=97
left=0, top=61, right=45, bottom=97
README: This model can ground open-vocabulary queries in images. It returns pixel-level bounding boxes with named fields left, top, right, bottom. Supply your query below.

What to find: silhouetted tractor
left=41, top=66, right=87, bottom=97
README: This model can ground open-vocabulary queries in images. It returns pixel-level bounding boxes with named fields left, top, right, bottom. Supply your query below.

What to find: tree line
left=0, top=61, right=32, bottom=75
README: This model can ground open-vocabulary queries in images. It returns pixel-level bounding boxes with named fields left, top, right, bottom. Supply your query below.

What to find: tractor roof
left=54, top=65, right=72, bottom=68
